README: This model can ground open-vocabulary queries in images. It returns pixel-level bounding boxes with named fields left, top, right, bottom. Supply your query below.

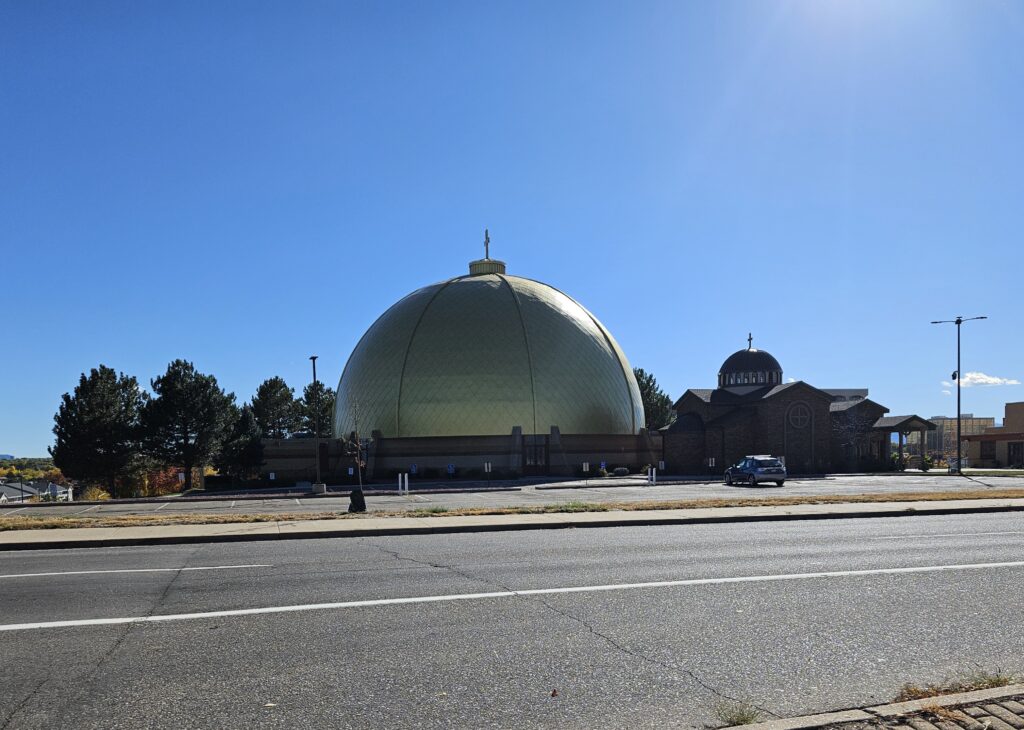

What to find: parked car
left=724, top=455, right=786, bottom=486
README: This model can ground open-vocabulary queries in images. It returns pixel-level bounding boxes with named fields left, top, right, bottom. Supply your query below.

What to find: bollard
left=404, top=473, right=410, bottom=494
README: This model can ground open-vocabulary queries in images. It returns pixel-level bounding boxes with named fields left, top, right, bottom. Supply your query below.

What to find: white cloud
left=941, top=389, right=952, bottom=396
left=959, top=371, right=1021, bottom=388
left=786, top=377, right=796, bottom=383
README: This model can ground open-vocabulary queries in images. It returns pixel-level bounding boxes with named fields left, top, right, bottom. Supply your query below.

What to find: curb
left=2, top=499, right=1024, bottom=551
left=726, top=684, right=1024, bottom=729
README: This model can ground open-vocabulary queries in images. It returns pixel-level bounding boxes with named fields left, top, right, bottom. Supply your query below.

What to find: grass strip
left=2, top=488, right=1024, bottom=532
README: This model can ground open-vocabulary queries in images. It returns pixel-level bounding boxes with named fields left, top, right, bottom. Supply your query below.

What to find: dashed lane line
left=0, top=564, right=273, bottom=580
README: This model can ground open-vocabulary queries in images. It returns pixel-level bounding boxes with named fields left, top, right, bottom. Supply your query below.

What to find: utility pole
left=930, top=316, right=987, bottom=474
left=309, top=355, right=323, bottom=490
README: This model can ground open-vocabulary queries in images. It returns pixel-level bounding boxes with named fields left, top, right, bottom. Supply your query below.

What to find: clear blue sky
left=2, top=1, right=1022, bottom=457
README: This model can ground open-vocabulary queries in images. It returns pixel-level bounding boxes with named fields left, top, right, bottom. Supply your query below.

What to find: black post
left=310, top=355, right=322, bottom=486
left=956, top=319, right=961, bottom=475
left=931, top=315, right=986, bottom=476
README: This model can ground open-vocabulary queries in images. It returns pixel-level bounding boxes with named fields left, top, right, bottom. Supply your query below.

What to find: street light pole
left=930, top=316, right=987, bottom=474
left=309, top=355, right=322, bottom=487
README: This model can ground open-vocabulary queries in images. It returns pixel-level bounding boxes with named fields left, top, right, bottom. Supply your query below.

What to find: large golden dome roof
left=333, top=259, right=643, bottom=438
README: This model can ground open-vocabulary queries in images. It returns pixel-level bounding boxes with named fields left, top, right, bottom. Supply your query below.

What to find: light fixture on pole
left=930, top=316, right=987, bottom=475
left=309, top=355, right=324, bottom=492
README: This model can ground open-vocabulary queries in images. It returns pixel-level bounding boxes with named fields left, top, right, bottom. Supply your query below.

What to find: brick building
left=661, top=338, right=929, bottom=475
left=964, top=402, right=1024, bottom=468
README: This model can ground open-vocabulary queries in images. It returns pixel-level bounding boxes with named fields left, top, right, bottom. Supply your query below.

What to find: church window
left=758, top=372, right=765, bottom=383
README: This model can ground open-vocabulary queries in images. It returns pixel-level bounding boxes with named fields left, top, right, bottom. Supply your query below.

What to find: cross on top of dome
left=469, top=230, right=506, bottom=275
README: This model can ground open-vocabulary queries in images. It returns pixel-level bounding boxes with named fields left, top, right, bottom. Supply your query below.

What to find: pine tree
left=299, top=381, right=336, bottom=438
left=141, top=360, right=235, bottom=491
left=50, top=365, right=143, bottom=496
left=214, top=404, right=264, bottom=482
left=251, top=376, right=299, bottom=439
left=633, top=367, right=675, bottom=431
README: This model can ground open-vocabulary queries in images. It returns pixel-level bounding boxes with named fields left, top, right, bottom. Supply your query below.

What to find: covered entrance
left=873, top=415, right=936, bottom=470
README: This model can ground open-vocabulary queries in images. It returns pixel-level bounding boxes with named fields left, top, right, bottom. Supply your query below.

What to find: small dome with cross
left=718, top=334, right=783, bottom=389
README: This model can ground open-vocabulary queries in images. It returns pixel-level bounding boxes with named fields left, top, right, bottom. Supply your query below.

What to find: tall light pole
left=309, top=355, right=322, bottom=488
left=930, top=316, right=987, bottom=474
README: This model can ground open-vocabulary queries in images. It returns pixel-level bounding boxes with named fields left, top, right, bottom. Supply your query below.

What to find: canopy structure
left=874, top=415, right=937, bottom=470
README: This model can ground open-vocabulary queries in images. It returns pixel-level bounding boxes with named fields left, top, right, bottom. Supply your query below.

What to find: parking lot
left=3, top=472, right=1022, bottom=520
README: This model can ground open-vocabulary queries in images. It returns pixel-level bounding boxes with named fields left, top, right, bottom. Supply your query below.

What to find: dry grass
left=81, top=486, right=111, bottom=501
left=894, top=667, right=1019, bottom=702
left=712, top=700, right=763, bottom=726
left=919, top=704, right=961, bottom=721
left=1, top=487, right=1023, bottom=532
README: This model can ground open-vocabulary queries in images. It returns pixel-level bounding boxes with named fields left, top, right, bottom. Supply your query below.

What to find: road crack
left=44, top=546, right=203, bottom=728
left=0, top=676, right=49, bottom=730
left=360, top=539, right=779, bottom=718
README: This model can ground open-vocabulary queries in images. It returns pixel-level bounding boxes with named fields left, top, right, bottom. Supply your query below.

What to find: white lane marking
left=294, top=499, right=301, bottom=506
left=869, top=531, right=1024, bottom=541
left=0, top=564, right=272, bottom=580
left=154, top=502, right=170, bottom=511
left=3, top=560, right=1023, bottom=632
left=2, top=507, right=29, bottom=515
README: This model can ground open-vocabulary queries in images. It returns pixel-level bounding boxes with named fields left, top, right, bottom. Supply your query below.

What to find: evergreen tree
left=214, top=404, right=264, bottom=482
left=300, top=381, right=336, bottom=438
left=633, top=367, right=675, bottom=431
left=50, top=365, right=143, bottom=496
left=141, top=360, right=235, bottom=491
left=251, top=376, right=299, bottom=438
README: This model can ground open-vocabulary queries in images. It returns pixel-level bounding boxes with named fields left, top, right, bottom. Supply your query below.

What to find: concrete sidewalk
left=2, top=497, right=1023, bottom=550
left=727, top=683, right=1024, bottom=730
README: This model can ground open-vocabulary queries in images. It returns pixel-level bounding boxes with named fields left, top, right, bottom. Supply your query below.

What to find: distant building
left=906, top=414, right=995, bottom=457
left=0, top=481, right=40, bottom=503
left=964, top=403, right=1024, bottom=468
left=821, top=389, right=868, bottom=403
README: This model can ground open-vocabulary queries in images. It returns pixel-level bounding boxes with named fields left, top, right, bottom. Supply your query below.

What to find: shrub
left=82, top=486, right=112, bottom=501
left=613, top=466, right=630, bottom=477
left=596, top=468, right=608, bottom=477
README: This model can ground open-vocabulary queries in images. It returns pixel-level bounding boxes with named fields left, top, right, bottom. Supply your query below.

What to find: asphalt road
left=5, top=473, right=1024, bottom=520
left=2, top=512, right=1023, bottom=728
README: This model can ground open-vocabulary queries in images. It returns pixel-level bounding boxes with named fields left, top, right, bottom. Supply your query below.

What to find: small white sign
left=177, top=472, right=185, bottom=484
left=582, top=462, right=590, bottom=472
left=658, top=461, right=665, bottom=471
left=348, top=467, right=354, bottom=476
left=269, top=472, right=276, bottom=481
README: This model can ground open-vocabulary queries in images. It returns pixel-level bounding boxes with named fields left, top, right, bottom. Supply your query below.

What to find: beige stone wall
left=1004, top=402, right=1024, bottom=431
